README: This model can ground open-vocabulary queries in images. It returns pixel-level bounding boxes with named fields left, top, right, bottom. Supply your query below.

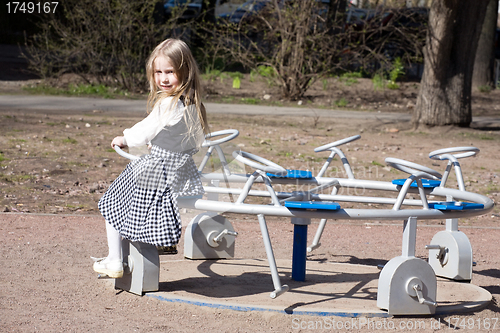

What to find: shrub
left=210, top=0, right=350, bottom=100
left=387, top=57, right=405, bottom=89
left=372, top=73, right=386, bottom=91
left=23, top=0, right=187, bottom=93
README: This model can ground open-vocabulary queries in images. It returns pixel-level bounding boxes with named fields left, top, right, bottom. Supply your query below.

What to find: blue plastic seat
left=284, top=201, right=341, bottom=210
left=267, top=169, right=313, bottom=179
left=392, top=178, right=441, bottom=188
left=428, top=202, right=484, bottom=210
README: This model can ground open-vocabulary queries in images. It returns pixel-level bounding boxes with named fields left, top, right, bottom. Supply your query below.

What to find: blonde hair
left=146, top=39, right=208, bottom=135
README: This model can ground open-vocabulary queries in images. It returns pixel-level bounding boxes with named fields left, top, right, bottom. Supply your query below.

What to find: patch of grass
left=322, top=79, right=329, bottom=91
left=461, top=132, right=497, bottom=141
left=203, top=157, right=224, bottom=172
left=371, top=160, right=384, bottom=167
left=1, top=173, right=35, bottom=183
left=23, top=84, right=60, bottom=95
left=277, top=151, right=294, bottom=157
left=296, top=154, right=323, bottom=163
left=222, top=96, right=235, bottom=103
left=23, top=83, right=128, bottom=99
left=341, top=71, right=363, bottom=79
left=252, top=65, right=275, bottom=87
left=387, top=82, right=399, bottom=90
left=339, top=72, right=362, bottom=86
left=403, top=131, right=429, bottom=137
left=340, top=78, right=358, bottom=86
left=256, top=65, right=275, bottom=78
left=202, top=68, right=222, bottom=82
left=70, top=162, right=90, bottom=167
left=241, top=98, right=259, bottom=105
left=478, top=85, right=492, bottom=93
left=334, top=98, right=348, bottom=107
left=0, top=153, right=6, bottom=162
left=218, top=72, right=231, bottom=84
left=372, top=73, right=386, bottom=91
left=62, top=137, right=78, bottom=144
left=228, top=72, right=244, bottom=79
left=307, top=156, right=324, bottom=163
left=66, top=204, right=85, bottom=210
left=484, top=183, right=500, bottom=194
left=389, top=57, right=405, bottom=89
left=249, top=70, right=257, bottom=82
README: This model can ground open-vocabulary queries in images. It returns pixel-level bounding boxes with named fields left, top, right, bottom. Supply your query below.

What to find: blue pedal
left=285, top=201, right=340, bottom=210
left=428, top=202, right=484, bottom=210
left=392, top=178, right=441, bottom=188
left=267, top=169, right=312, bottom=179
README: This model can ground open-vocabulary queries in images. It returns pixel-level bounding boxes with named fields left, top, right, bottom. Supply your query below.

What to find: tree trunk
left=472, top=0, right=498, bottom=90
left=413, top=0, right=489, bottom=128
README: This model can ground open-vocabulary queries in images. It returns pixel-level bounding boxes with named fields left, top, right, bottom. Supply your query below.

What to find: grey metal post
left=402, top=216, right=417, bottom=258
left=257, top=214, right=289, bottom=298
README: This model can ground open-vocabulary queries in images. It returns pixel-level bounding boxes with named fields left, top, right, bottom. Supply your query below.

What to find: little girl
left=93, top=39, right=209, bottom=278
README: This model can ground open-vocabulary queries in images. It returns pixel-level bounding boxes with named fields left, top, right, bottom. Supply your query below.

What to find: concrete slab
left=146, top=258, right=491, bottom=317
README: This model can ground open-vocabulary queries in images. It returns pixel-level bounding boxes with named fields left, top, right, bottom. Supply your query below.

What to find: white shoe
left=93, top=257, right=123, bottom=278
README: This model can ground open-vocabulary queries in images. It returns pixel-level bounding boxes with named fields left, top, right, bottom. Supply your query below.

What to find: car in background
left=345, top=6, right=377, bottom=29
left=217, top=0, right=272, bottom=24
left=164, top=0, right=203, bottom=20
left=344, top=5, right=428, bottom=30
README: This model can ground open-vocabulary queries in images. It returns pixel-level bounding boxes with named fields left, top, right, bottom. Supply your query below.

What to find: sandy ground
left=0, top=109, right=499, bottom=332
left=0, top=78, right=500, bottom=331
left=1, top=212, right=500, bottom=333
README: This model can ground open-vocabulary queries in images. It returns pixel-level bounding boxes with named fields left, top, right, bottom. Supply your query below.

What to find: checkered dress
left=98, top=145, right=203, bottom=247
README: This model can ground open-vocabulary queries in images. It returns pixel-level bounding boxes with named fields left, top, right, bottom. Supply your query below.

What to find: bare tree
left=413, top=0, right=490, bottom=128
left=211, top=0, right=346, bottom=100
left=23, top=0, right=187, bottom=93
left=208, top=0, right=426, bottom=100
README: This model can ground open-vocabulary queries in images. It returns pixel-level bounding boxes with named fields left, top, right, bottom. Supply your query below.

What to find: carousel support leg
left=307, top=218, right=327, bottom=252
left=257, top=214, right=289, bottom=298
